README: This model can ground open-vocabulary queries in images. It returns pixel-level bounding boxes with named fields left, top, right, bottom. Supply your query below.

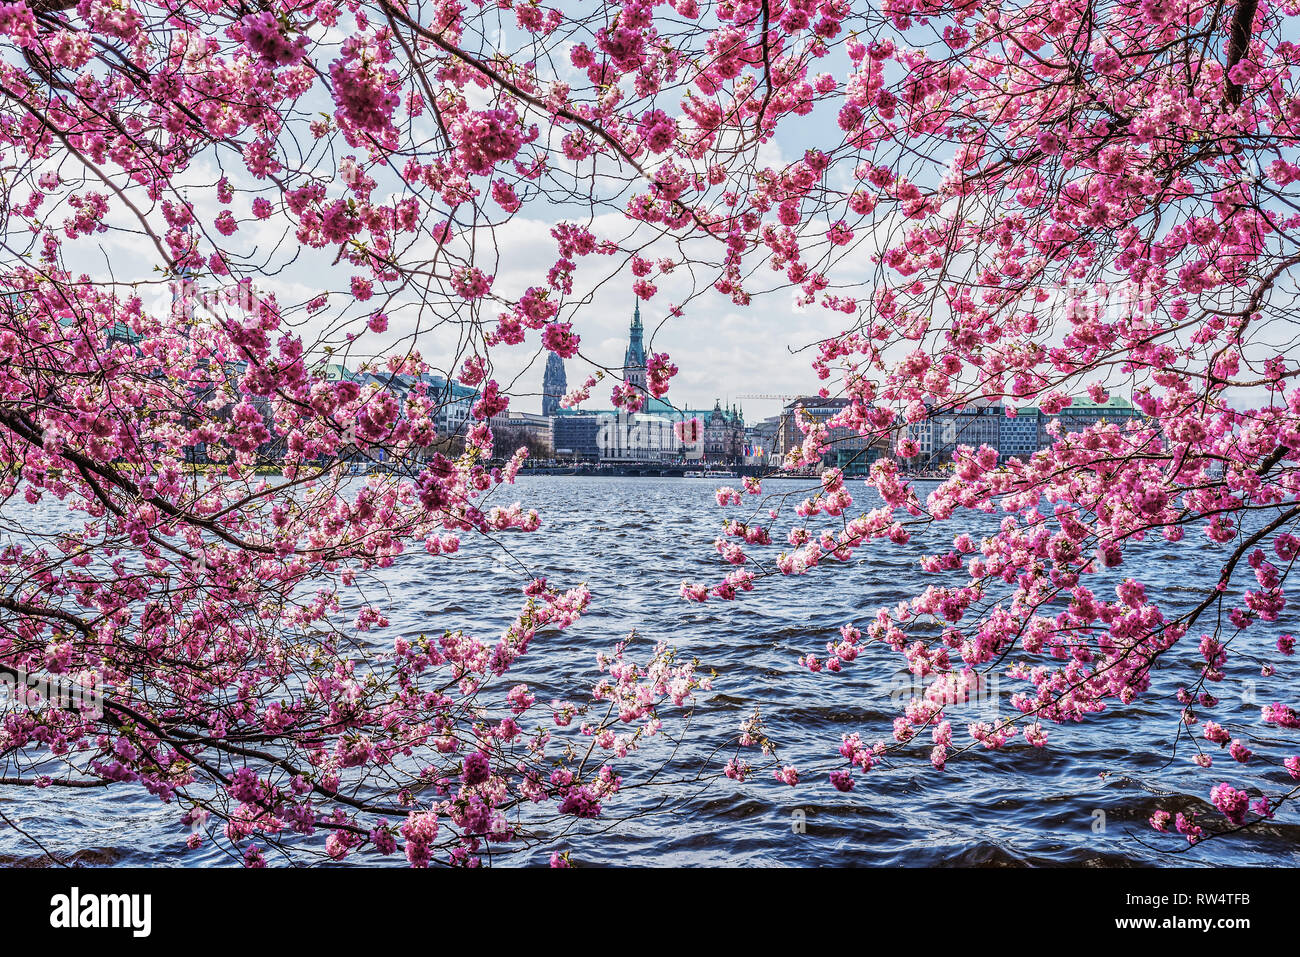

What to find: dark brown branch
left=26, top=0, right=79, bottom=13
left=0, top=596, right=96, bottom=637
left=1224, top=0, right=1258, bottom=105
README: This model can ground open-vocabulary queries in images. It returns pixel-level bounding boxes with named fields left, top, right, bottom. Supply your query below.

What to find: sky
left=23, top=6, right=1291, bottom=431
left=35, top=22, right=873, bottom=427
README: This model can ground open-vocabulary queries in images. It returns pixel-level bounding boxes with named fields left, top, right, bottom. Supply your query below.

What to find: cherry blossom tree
left=0, top=0, right=1297, bottom=863
left=672, top=0, right=1300, bottom=849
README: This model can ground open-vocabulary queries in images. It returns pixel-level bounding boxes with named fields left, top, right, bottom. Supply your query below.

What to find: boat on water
left=703, top=469, right=738, bottom=479
left=683, top=469, right=705, bottom=478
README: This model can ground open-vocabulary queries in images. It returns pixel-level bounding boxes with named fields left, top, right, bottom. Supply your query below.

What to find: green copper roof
left=554, top=396, right=743, bottom=421
left=1058, top=396, right=1134, bottom=410
left=623, top=299, right=645, bottom=369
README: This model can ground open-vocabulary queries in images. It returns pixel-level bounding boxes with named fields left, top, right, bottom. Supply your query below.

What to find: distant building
left=541, top=352, right=567, bottom=417
left=901, top=402, right=1036, bottom=468
left=598, top=412, right=683, bottom=462
left=902, top=416, right=934, bottom=465
left=703, top=400, right=745, bottom=463
left=315, top=361, right=360, bottom=384
left=553, top=412, right=603, bottom=462
left=998, top=406, right=1042, bottom=461
left=746, top=416, right=782, bottom=465
left=493, top=410, right=554, bottom=456
left=624, top=301, right=647, bottom=394
left=778, top=397, right=842, bottom=458
left=1048, top=395, right=1145, bottom=438
left=903, top=395, right=1142, bottom=469
left=548, top=300, right=747, bottom=464
left=930, top=404, right=1001, bottom=466
left=777, top=396, right=887, bottom=474
left=359, top=371, right=476, bottom=439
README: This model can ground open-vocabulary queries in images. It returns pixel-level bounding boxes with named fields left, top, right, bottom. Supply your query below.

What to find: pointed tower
left=623, top=300, right=647, bottom=395
left=172, top=214, right=196, bottom=325
left=542, top=351, right=567, bottom=416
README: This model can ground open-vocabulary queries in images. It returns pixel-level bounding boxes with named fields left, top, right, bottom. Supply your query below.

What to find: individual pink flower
left=827, top=221, right=854, bottom=245
left=1209, top=782, right=1249, bottom=826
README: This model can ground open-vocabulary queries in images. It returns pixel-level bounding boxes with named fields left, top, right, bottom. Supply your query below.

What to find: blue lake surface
left=2, top=475, right=1298, bottom=866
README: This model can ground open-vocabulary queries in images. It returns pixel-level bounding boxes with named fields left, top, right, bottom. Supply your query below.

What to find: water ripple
left=3, top=476, right=1296, bottom=866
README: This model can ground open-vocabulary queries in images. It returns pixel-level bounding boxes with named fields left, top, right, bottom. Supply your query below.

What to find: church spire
left=623, top=298, right=647, bottom=394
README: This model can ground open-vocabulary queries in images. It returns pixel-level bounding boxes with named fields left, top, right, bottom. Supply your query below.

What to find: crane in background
left=735, top=393, right=801, bottom=404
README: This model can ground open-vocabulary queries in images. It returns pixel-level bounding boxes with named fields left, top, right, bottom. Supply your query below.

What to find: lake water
left=3, top=476, right=1298, bottom=866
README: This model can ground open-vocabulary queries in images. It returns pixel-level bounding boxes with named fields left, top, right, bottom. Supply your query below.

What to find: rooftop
left=1057, top=395, right=1135, bottom=410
